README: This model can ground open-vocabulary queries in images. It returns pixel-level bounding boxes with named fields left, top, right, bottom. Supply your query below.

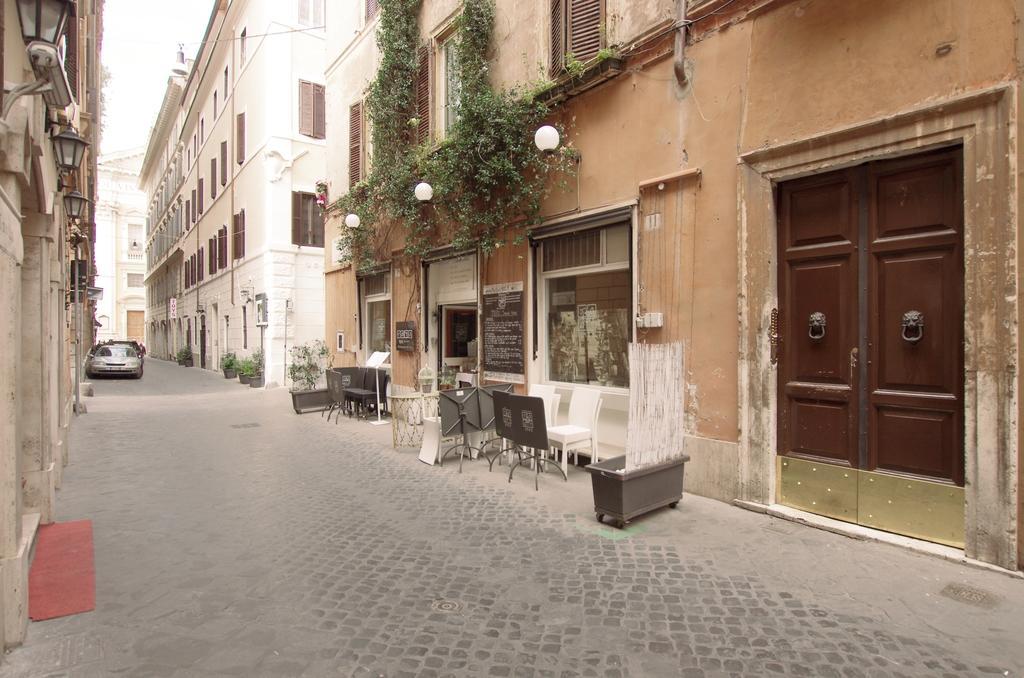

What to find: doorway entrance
left=776, top=148, right=965, bottom=547
left=199, top=314, right=207, bottom=369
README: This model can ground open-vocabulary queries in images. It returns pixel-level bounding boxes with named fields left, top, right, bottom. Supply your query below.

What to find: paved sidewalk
left=6, top=359, right=1023, bottom=677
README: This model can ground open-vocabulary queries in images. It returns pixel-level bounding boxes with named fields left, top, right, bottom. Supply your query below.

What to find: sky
left=100, top=0, right=215, bottom=156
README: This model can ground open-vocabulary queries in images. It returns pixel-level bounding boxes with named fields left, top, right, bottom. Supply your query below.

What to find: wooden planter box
left=585, top=454, right=690, bottom=528
left=223, top=369, right=237, bottom=379
left=291, top=388, right=331, bottom=414
left=238, top=373, right=252, bottom=385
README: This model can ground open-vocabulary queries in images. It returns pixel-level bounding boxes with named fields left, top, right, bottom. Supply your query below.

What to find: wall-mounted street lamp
left=3, top=0, right=74, bottom=118
left=414, top=182, right=433, bottom=203
left=63, top=190, right=89, bottom=221
left=534, top=125, right=560, bottom=153
left=344, top=213, right=361, bottom=229
left=52, top=126, right=89, bottom=171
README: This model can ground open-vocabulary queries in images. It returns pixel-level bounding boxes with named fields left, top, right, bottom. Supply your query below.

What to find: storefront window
left=543, top=224, right=631, bottom=388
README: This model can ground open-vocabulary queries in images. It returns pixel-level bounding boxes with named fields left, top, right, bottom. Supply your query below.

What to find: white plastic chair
left=547, top=387, right=603, bottom=476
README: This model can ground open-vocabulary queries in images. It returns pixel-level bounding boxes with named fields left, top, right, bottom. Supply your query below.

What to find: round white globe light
left=534, top=125, right=560, bottom=152
left=344, top=213, right=361, bottom=229
left=415, top=182, right=434, bottom=202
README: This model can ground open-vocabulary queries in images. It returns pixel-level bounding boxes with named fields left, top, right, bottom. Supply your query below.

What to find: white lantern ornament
left=534, top=125, right=560, bottom=153
left=344, top=213, right=361, bottom=229
left=414, top=182, right=434, bottom=202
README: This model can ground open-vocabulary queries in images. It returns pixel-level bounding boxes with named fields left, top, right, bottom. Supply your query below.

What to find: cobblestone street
left=6, top=359, right=1023, bottom=677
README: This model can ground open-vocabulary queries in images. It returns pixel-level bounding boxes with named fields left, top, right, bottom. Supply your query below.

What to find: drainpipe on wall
left=674, top=0, right=688, bottom=88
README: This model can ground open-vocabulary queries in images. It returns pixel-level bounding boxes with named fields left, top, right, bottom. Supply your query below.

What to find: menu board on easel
left=482, top=282, right=525, bottom=384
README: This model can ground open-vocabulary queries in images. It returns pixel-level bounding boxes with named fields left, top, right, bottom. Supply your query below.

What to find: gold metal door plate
left=777, top=457, right=965, bottom=548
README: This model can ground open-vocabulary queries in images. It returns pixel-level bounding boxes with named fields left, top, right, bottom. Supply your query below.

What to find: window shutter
left=416, top=46, right=430, bottom=144
left=211, top=159, right=217, bottom=199
left=550, top=0, right=564, bottom=77
left=240, top=210, right=246, bottom=258
left=185, top=199, right=191, bottom=228
left=198, top=179, right=204, bottom=213
left=299, top=0, right=310, bottom=24
left=232, top=214, right=239, bottom=259
left=568, top=0, right=603, bottom=63
left=313, top=84, right=326, bottom=139
left=220, top=141, right=228, bottom=185
left=299, top=81, right=314, bottom=136
left=313, top=197, right=325, bottom=247
left=209, top=237, right=216, bottom=274
left=64, top=16, right=78, bottom=99
left=366, top=0, right=379, bottom=21
left=219, top=227, right=228, bottom=267
left=291, top=192, right=302, bottom=245
left=313, top=0, right=324, bottom=25
left=236, top=113, right=246, bottom=164
left=349, top=102, right=362, bottom=187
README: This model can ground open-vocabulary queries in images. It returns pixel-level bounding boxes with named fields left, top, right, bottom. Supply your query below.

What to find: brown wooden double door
left=777, top=149, right=965, bottom=543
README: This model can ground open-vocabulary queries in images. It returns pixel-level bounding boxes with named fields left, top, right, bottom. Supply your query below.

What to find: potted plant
left=176, top=347, right=193, bottom=367
left=248, top=348, right=265, bottom=389
left=237, top=358, right=254, bottom=385
left=288, top=340, right=332, bottom=413
left=586, top=343, right=690, bottom=528
left=438, top=365, right=456, bottom=390
left=220, top=352, right=239, bottom=379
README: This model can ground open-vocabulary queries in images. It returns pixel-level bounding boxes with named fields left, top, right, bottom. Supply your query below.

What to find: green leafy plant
left=288, top=340, right=331, bottom=391
left=220, top=352, right=238, bottom=371
left=237, top=358, right=256, bottom=377
left=330, top=0, right=575, bottom=270
left=595, top=46, right=620, bottom=62
left=176, top=347, right=192, bottom=362
left=564, top=53, right=586, bottom=79
left=250, top=348, right=265, bottom=376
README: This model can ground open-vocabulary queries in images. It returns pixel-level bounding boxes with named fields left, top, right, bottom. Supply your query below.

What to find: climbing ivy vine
left=329, top=0, right=574, bottom=270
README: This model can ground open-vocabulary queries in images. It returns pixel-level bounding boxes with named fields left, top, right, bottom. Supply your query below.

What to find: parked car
left=103, top=339, right=145, bottom=362
left=85, top=344, right=143, bottom=379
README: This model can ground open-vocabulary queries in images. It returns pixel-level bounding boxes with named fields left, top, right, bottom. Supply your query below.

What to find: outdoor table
left=388, top=391, right=439, bottom=448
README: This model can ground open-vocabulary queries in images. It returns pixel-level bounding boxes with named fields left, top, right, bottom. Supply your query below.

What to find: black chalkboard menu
left=396, top=321, right=416, bottom=353
left=482, top=282, right=525, bottom=384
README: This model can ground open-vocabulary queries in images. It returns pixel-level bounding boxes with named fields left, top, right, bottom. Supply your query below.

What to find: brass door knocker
left=808, top=312, right=826, bottom=341
left=901, top=310, right=924, bottom=343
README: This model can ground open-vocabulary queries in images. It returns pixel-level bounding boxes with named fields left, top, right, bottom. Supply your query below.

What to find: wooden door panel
left=778, top=170, right=859, bottom=469
left=873, top=406, right=957, bottom=481
left=787, top=259, right=852, bottom=384
left=868, top=148, right=964, bottom=485
left=874, top=248, right=959, bottom=393
left=784, top=178, right=855, bottom=248
left=789, top=396, right=853, bottom=464
left=874, top=159, right=959, bottom=240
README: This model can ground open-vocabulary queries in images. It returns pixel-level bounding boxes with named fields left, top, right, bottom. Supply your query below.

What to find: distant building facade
left=142, top=0, right=326, bottom=384
left=95, top=149, right=146, bottom=343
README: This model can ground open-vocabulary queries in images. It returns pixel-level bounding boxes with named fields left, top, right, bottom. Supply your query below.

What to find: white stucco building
left=142, top=0, right=326, bottom=385
left=95, top=149, right=146, bottom=343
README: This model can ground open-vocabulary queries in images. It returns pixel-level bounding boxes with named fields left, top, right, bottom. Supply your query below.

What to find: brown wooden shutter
left=313, top=84, right=326, bottom=139
left=198, top=179, right=204, bottom=213
left=299, top=81, right=314, bottom=136
left=366, top=0, right=379, bottom=20
left=220, top=142, right=228, bottom=186
left=313, top=197, right=325, bottom=247
left=348, top=102, right=362, bottom=187
left=236, top=113, right=246, bottom=164
left=568, top=0, right=603, bottom=63
left=219, top=227, right=228, bottom=267
left=291, top=192, right=302, bottom=245
left=210, top=159, right=217, bottom=199
left=64, top=16, right=78, bottom=99
left=232, top=214, right=239, bottom=259
left=240, top=210, right=246, bottom=258
left=550, top=0, right=564, bottom=77
left=209, top=237, right=216, bottom=274
left=198, top=248, right=204, bottom=281
left=416, top=46, right=430, bottom=144
left=185, top=199, right=191, bottom=228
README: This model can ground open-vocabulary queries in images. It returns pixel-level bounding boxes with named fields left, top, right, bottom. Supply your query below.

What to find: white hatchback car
left=85, top=344, right=143, bottom=379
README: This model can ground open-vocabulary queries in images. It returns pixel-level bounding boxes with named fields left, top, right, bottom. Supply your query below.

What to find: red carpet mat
left=28, top=520, right=95, bottom=621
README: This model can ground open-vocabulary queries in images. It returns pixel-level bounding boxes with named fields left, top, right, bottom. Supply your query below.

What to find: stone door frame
left=736, top=85, right=1018, bottom=569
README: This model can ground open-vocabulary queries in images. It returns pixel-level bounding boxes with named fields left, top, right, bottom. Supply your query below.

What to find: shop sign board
left=396, top=321, right=416, bottom=352
left=482, top=282, right=525, bottom=384
left=169, top=297, right=177, bottom=319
